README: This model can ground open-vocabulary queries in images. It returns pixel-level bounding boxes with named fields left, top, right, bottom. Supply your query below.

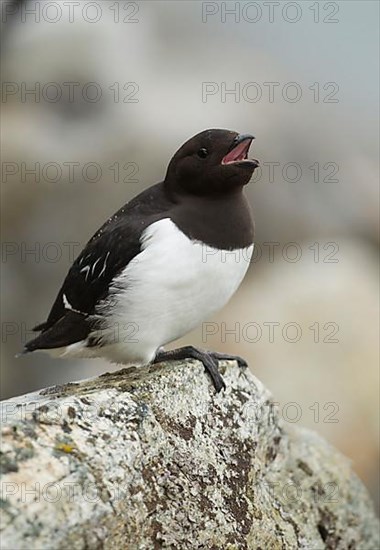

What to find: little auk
left=23, top=129, right=259, bottom=392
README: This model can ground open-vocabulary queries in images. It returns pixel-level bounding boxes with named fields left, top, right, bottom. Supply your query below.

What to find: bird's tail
left=20, top=311, right=91, bottom=355
left=32, top=321, right=48, bottom=332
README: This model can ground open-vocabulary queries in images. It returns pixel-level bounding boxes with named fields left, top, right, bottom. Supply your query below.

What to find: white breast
left=95, top=218, right=253, bottom=364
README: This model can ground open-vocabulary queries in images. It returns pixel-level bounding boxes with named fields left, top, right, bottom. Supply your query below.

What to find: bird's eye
left=197, top=148, right=209, bottom=159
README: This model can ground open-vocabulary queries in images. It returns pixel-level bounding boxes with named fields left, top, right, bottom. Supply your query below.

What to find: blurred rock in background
left=1, top=0, right=379, bottom=512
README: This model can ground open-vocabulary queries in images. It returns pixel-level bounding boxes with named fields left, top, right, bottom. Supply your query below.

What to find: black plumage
left=24, top=128, right=259, bottom=391
left=31, top=183, right=173, bottom=345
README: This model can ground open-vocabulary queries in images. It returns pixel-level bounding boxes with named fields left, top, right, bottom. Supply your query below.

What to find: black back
left=26, top=128, right=257, bottom=351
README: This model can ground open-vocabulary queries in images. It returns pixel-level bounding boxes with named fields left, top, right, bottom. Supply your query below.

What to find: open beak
left=221, top=134, right=259, bottom=168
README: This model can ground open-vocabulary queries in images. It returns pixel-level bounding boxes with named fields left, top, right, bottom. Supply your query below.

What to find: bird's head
left=165, top=128, right=259, bottom=196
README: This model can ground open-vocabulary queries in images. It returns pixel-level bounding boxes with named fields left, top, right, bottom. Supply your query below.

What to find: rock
left=0, top=360, right=379, bottom=549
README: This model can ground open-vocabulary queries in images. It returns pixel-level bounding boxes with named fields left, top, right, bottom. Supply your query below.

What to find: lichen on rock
left=0, top=360, right=379, bottom=549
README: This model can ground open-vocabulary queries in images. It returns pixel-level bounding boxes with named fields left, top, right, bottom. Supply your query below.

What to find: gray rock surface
left=1, top=360, right=379, bottom=549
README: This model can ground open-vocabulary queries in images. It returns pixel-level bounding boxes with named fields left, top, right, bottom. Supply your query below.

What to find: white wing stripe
left=98, top=251, right=110, bottom=278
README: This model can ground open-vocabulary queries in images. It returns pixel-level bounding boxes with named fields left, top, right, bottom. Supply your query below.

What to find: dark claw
left=208, top=351, right=248, bottom=370
left=153, top=345, right=226, bottom=392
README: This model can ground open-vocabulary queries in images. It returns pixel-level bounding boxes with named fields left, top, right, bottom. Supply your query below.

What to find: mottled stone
left=0, top=360, right=379, bottom=549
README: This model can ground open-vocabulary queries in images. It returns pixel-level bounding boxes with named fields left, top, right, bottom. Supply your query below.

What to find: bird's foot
left=153, top=345, right=226, bottom=393
left=207, top=351, right=248, bottom=370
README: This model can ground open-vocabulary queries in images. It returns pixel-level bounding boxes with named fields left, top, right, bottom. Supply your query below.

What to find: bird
left=22, top=129, right=259, bottom=392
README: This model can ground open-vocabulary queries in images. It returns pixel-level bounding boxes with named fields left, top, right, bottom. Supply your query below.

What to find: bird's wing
left=24, top=217, right=144, bottom=352
left=45, top=223, right=142, bottom=327
left=33, top=183, right=171, bottom=336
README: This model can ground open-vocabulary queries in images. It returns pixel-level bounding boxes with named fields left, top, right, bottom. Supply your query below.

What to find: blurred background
left=1, top=0, right=379, bottom=512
